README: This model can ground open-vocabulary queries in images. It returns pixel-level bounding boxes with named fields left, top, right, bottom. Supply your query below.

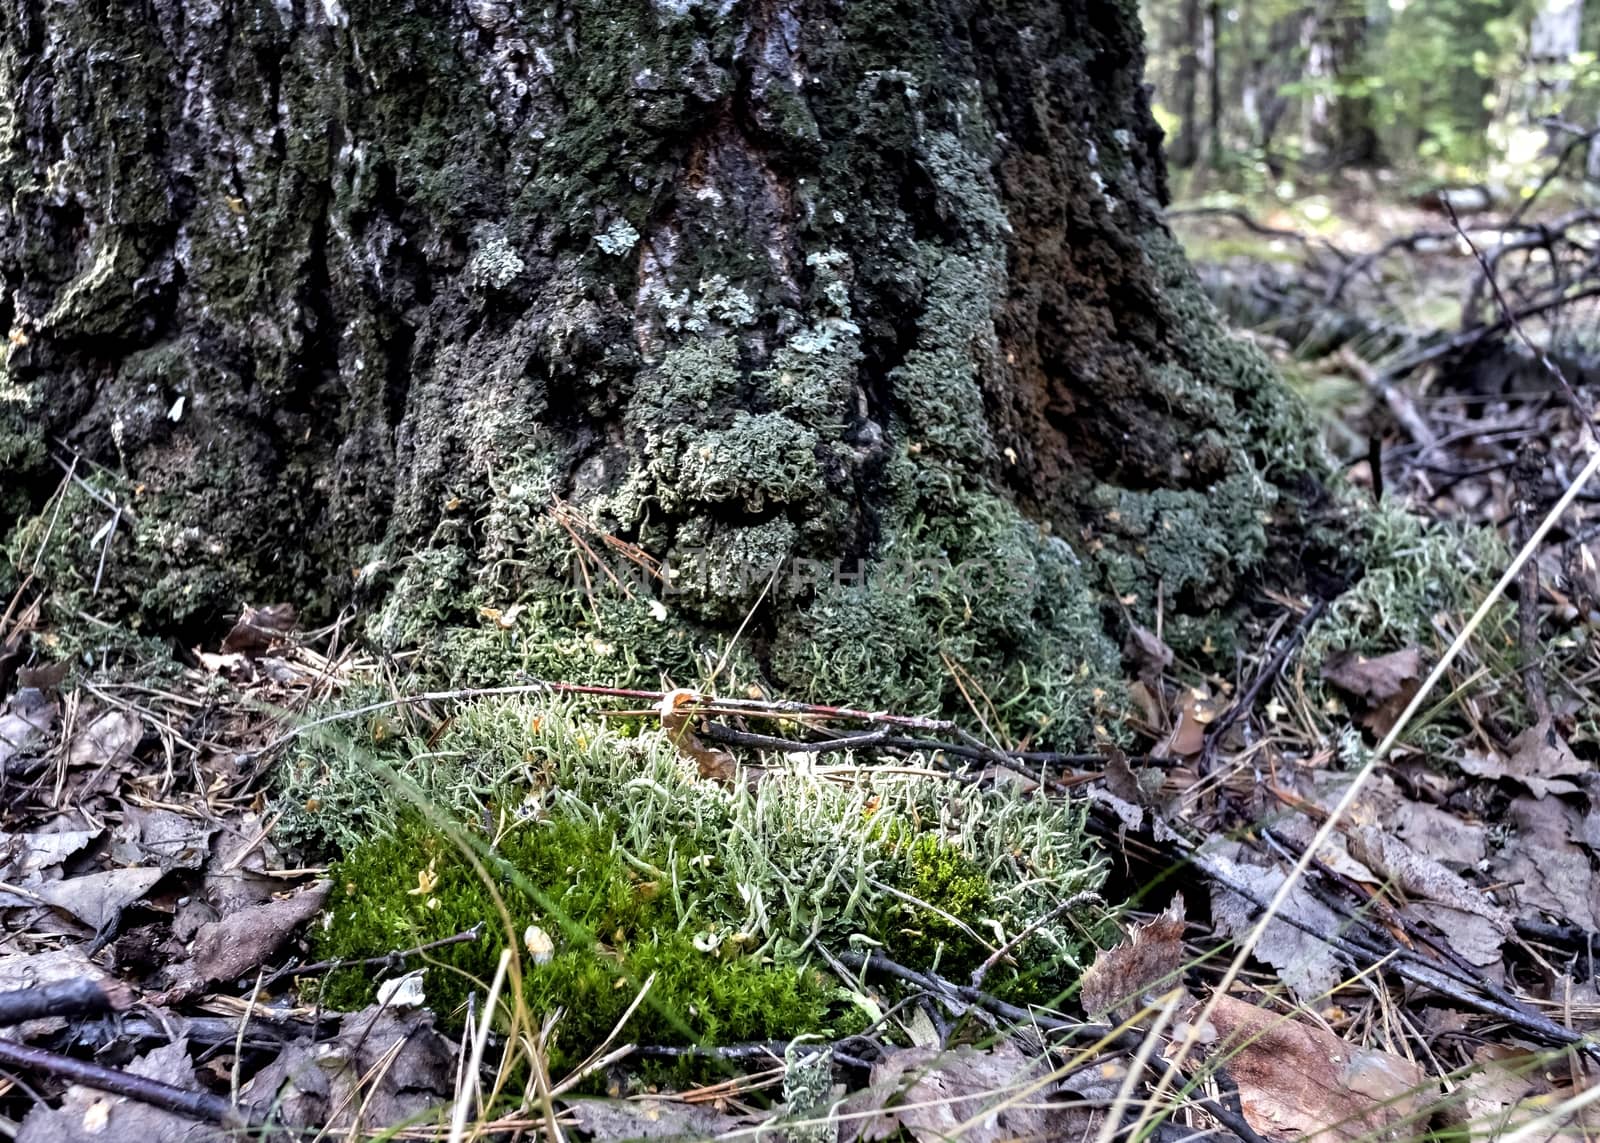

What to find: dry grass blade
left=447, top=948, right=512, bottom=1143
left=1497, top=1077, right=1600, bottom=1143
left=1139, top=443, right=1600, bottom=1140
left=1092, top=990, right=1185, bottom=1143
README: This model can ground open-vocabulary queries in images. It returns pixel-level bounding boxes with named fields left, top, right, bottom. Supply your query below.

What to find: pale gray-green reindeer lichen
left=1304, top=495, right=1504, bottom=666
left=275, top=695, right=1103, bottom=977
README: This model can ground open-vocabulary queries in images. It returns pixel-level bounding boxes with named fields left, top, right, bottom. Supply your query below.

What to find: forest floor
left=6, top=181, right=1600, bottom=1142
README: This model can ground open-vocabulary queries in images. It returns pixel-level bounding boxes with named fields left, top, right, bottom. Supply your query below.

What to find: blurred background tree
left=1142, top=0, right=1600, bottom=191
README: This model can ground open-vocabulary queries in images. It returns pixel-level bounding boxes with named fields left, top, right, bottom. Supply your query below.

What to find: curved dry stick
left=0, top=1037, right=259, bottom=1134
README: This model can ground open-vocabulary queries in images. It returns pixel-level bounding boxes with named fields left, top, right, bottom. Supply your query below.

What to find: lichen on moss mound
left=292, top=696, right=1106, bottom=1063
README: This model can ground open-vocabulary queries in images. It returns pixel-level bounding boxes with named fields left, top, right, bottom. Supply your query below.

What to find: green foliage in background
left=1142, top=0, right=1597, bottom=185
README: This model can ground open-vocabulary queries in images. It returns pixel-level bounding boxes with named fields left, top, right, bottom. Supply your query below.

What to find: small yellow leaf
left=408, top=860, right=439, bottom=897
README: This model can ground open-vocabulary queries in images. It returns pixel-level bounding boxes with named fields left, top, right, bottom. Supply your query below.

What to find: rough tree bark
left=0, top=0, right=1336, bottom=745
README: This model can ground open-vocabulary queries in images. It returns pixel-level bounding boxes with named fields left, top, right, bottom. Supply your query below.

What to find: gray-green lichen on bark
left=0, top=0, right=1333, bottom=743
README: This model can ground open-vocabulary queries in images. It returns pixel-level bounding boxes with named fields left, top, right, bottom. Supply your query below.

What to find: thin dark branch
left=1198, top=598, right=1326, bottom=771
left=1185, top=837, right=1600, bottom=1064
left=1376, top=282, right=1600, bottom=384
left=1324, top=228, right=1456, bottom=304
left=693, top=724, right=892, bottom=754
left=1165, top=206, right=1352, bottom=265
left=1508, top=120, right=1600, bottom=228
left=0, top=979, right=127, bottom=1028
left=1443, top=200, right=1596, bottom=445
left=0, top=1036, right=262, bottom=1134
left=696, top=718, right=1121, bottom=771
left=971, top=891, right=1105, bottom=989
left=1458, top=209, right=1600, bottom=326
left=262, top=923, right=485, bottom=990
left=836, top=950, right=1272, bottom=1143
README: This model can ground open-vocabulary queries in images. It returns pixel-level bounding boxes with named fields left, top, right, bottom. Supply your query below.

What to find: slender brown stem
left=0, top=1037, right=262, bottom=1134
left=1198, top=598, right=1325, bottom=771
left=262, top=923, right=485, bottom=990
left=1515, top=443, right=1552, bottom=721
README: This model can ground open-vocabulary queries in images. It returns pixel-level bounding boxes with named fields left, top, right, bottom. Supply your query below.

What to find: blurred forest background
left=1140, top=0, right=1598, bottom=196
left=1140, top=0, right=1600, bottom=491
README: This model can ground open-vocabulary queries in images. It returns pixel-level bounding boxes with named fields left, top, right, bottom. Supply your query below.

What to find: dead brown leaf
left=566, top=1099, right=758, bottom=1140
left=67, top=710, right=142, bottom=771
left=181, top=879, right=331, bottom=991
left=1442, top=1045, right=1600, bottom=1140
left=659, top=689, right=736, bottom=783
left=1124, top=623, right=1174, bottom=682
left=846, top=1041, right=1096, bottom=1143
left=16, top=659, right=70, bottom=692
left=241, top=1005, right=456, bottom=1132
left=1346, top=824, right=1510, bottom=969
left=1128, top=679, right=1165, bottom=729
left=1160, top=687, right=1219, bottom=757
left=1458, top=717, right=1587, bottom=798
left=1494, top=795, right=1600, bottom=931
left=1346, top=825, right=1509, bottom=928
left=0, top=866, right=165, bottom=931
left=1390, top=798, right=1486, bottom=871
left=110, top=808, right=214, bottom=873
left=1, top=828, right=100, bottom=879
left=219, top=603, right=297, bottom=656
left=0, top=688, right=56, bottom=773
left=1080, top=896, right=1187, bottom=1023
left=1322, top=647, right=1422, bottom=701
left=1198, top=994, right=1437, bottom=1142
left=1209, top=844, right=1346, bottom=1005
left=1321, top=647, right=1422, bottom=736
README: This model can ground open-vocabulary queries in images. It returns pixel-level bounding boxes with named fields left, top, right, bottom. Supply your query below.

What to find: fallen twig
left=694, top=723, right=893, bottom=754
left=262, top=923, right=486, bottom=990
left=0, top=1036, right=262, bottom=1134
left=1198, top=598, right=1325, bottom=771
left=971, top=891, right=1105, bottom=989
left=1096, top=806, right=1600, bottom=1063
left=249, top=680, right=984, bottom=759
left=1337, top=346, right=1438, bottom=448
left=0, top=978, right=128, bottom=1028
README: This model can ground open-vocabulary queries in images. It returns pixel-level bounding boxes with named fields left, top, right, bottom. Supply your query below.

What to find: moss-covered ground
left=287, top=696, right=1106, bottom=1074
